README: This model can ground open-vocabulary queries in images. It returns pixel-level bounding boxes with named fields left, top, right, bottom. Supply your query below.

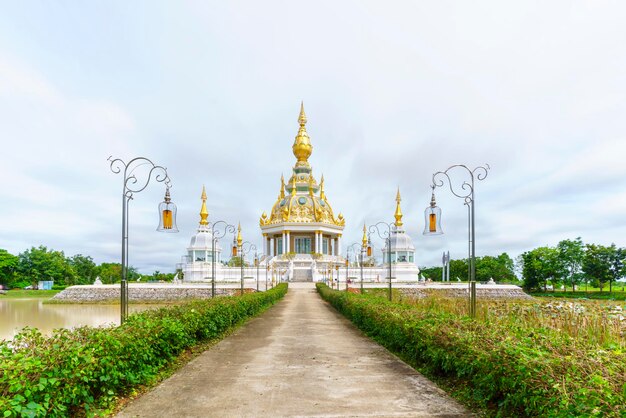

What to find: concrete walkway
left=117, top=283, right=471, bottom=417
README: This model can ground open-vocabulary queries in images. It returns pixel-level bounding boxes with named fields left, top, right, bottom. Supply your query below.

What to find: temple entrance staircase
left=291, top=267, right=312, bottom=282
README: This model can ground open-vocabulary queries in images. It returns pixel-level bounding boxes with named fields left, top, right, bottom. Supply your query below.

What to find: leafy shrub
left=0, top=284, right=287, bottom=416
left=317, top=283, right=626, bottom=417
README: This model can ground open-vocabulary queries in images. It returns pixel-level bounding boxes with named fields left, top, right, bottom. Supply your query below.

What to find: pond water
left=0, top=298, right=161, bottom=341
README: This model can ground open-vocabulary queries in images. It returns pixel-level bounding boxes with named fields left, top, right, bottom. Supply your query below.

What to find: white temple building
left=178, top=103, right=419, bottom=286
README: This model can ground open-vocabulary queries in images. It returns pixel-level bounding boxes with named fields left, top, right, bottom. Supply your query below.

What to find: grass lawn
left=1, top=289, right=61, bottom=298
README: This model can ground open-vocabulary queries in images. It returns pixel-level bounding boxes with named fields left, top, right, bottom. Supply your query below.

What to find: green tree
left=557, top=237, right=584, bottom=292
left=95, top=263, right=139, bottom=283
left=475, top=253, right=516, bottom=282
left=0, top=249, right=19, bottom=288
left=582, top=244, right=612, bottom=292
left=419, top=266, right=442, bottom=281
left=96, top=262, right=121, bottom=284
left=151, top=270, right=174, bottom=281
left=606, top=244, right=626, bottom=293
left=521, top=246, right=563, bottom=291
left=521, top=249, right=542, bottom=291
left=68, top=254, right=97, bottom=285
left=17, top=246, right=75, bottom=287
left=228, top=256, right=247, bottom=267
left=449, top=258, right=469, bottom=281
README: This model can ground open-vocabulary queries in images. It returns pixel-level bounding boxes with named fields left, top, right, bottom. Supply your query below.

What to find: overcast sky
left=1, top=1, right=625, bottom=274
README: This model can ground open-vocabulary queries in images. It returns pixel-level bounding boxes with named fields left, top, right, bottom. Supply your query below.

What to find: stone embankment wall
left=400, top=286, right=533, bottom=300
left=51, top=285, right=239, bottom=303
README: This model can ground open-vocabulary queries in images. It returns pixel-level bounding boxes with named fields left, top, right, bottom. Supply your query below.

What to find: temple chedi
left=259, top=103, right=346, bottom=280
left=179, top=103, right=420, bottom=284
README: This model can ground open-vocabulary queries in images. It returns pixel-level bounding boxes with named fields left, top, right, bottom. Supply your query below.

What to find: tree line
left=519, top=237, right=626, bottom=292
left=420, top=253, right=517, bottom=283
left=0, top=246, right=175, bottom=289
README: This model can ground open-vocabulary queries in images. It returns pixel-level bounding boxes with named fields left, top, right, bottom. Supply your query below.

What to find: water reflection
left=0, top=298, right=160, bottom=341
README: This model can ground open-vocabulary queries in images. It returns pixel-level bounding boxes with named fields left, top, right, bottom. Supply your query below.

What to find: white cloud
left=1, top=1, right=626, bottom=272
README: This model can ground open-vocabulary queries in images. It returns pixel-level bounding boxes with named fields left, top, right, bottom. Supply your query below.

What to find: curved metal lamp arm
left=210, top=221, right=236, bottom=240
left=109, top=156, right=171, bottom=200
left=432, top=164, right=490, bottom=204
left=346, top=243, right=362, bottom=260
left=368, top=221, right=392, bottom=241
left=241, top=242, right=257, bottom=255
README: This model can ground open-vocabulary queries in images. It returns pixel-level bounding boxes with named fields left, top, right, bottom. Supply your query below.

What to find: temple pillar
left=282, top=232, right=286, bottom=254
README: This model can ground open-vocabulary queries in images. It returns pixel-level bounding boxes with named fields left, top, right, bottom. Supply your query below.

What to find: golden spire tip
left=298, top=101, right=307, bottom=126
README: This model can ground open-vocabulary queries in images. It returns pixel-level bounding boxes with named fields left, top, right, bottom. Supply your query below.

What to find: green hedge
left=0, top=284, right=288, bottom=417
left=317, top=284, right=625, bottom=417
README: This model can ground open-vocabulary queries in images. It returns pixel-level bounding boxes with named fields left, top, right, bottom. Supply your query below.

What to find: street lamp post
left=210, top=221, right=236, bottom=298
left=108, top=156, right=178, bottom=324
left=232, top=223, right=257, bottom=295
left=347, top=242, right=365, bottom=293
left=345, top=258, right=349, bottom=291
left=424, top=164, right=490, bottom=318
left=369, top=222, right=394, bottom=301
left=254, top=253, right=261, bottom=292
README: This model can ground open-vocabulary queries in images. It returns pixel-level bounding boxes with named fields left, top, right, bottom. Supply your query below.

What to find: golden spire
left=394, top=188, right=403, bottom=227
left=298, top=101, right=307, bottom=125
left=362, top=223, right=368, bottom=247
left=236, top=222, right=243, bottom=247
left=199, top=185, right=209, bottom=226
left=320, top=174, right=326, bottom=200
left=291, top=173, right=297, bottom=194
left=292, top=101, right=312, bottom=165
left=280, top=174, right=285, bottom=199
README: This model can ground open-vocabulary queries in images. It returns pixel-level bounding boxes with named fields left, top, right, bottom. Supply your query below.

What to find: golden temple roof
left=260, top=103, right=344, bottom=228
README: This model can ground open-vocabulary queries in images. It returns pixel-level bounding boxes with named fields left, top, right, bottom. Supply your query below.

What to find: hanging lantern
left=423, top=186, right=443, bottom=235
left=157, top=187, right=179, bottom=232
left=366, top=238, right=373, bottom=257
left=345, top=259, right=349, bottom=267
left=232, top=237, right=238, bottom=257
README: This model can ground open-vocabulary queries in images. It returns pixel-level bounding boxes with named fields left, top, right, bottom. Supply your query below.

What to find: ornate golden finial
left=236, top=222, right=243, bottom=247
left=362, top=223, right=368, bottom=247
left=291, top=174, right=297, bottom=194
left=292, top=102, right=312, bottom=165
left=199, top=185, right=209, bottom=226
left=280, top=174, right=285, bottom=199
left=320, top=174, right=326, bottom=200
left=298, top=101, right=307, bottom=125
left=394, top=187, right=403, bottom=227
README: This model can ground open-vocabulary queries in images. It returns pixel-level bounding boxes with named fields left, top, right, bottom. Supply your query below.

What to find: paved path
left=117, top=283, right=471, bottom=417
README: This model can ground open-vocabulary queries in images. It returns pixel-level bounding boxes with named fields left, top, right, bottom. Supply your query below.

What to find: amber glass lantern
left=157, top=188, right=179, bottom=232
left=232, top=238, right=238, bottom=257
left=423, top=187, right=443, bottom=235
